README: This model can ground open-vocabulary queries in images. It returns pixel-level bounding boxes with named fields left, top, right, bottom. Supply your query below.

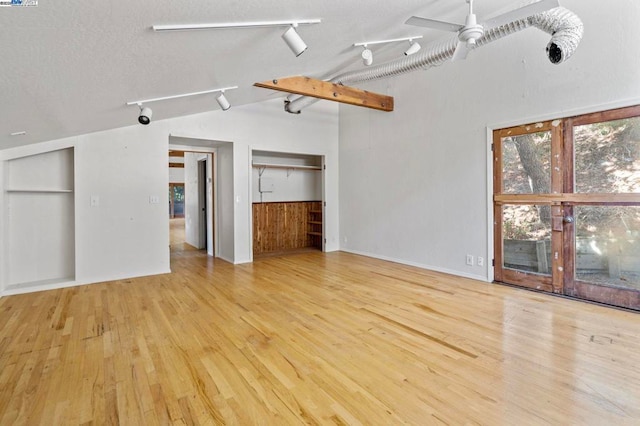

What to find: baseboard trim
left=340, top=248, right=489, bottom=282
left=1, top=269, right=172, bottom=297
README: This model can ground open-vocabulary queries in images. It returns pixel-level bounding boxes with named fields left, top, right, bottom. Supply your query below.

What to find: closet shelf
left=252, top=162, right=321, bottom=171
left=6, top=188, right=73, bottom=193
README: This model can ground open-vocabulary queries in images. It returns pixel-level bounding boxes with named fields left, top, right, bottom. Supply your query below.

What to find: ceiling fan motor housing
left=459, top=13, right=484, bottom=44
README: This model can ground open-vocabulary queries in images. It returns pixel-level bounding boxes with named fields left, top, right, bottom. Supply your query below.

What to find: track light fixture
left=215, top=92, right=231, bottom=111
left=282, top=24, right=307, bottom=57
left=126, top=85, right=238, bottom=124
left=138, top=104, right=152, bottom=125
left=354, top=35, right=423, bottom=64
left=361, top=45, right=373, bottom=66
left=404, top=39, right=421, bottom=56
left=152, top=19, right=321, bottom=57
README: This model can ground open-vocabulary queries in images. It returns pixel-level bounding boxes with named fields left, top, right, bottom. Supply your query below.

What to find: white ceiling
left=0, top=0, right=525, bottom=150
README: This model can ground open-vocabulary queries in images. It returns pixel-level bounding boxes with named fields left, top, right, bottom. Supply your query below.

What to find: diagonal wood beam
left=254, top=76, right=393, bottom=112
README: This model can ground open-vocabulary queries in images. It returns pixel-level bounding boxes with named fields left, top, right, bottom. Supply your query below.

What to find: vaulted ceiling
left=0, top=0, right=556, bottom=150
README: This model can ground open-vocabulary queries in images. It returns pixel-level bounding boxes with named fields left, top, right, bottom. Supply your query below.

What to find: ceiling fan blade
left=451, top=40, right=470, bottom=61
left=482, top=0, right=560, bottom=29
left=405, top=16, right=463, bottom=32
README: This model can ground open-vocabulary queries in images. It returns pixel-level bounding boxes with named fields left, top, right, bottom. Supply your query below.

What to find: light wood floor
left=170, top=217, right=186, bottom=249
left=1, top=249, right=639, bottom=425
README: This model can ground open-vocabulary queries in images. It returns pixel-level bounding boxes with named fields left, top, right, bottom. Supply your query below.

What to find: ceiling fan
left=405, top=0, right=559, bottom=61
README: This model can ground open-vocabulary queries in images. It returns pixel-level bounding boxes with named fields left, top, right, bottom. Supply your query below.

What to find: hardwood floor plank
left=1, top=250, right=640, bottom=424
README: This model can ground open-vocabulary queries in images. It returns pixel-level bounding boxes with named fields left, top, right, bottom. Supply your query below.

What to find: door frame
left=168, top=145, right=218, bottom=257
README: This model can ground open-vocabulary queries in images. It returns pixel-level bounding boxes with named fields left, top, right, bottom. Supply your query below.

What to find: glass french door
left=494, top=105, right=640, bottom=310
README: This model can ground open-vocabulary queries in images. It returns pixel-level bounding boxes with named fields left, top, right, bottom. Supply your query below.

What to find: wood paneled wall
left=253, top=201, right=321, bottom=255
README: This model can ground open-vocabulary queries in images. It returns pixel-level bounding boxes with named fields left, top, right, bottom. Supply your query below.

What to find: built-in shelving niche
left=251, top=150, right=324, bottom=256
left=4, top=147, right=75, bottom=291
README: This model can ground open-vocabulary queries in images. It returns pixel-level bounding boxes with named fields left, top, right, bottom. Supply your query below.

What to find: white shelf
left=6, top=188, right=73, bottom=193
left=252, top=162, right=321, bottom=171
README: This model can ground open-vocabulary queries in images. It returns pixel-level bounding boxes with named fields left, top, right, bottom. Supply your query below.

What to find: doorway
left=168, top=149, right=216, bottom=256
left=493, top=105, right=640, bottom=310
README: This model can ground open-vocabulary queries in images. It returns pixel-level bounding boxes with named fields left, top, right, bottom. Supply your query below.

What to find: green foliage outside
left=502, top=117, right=640, bottom=241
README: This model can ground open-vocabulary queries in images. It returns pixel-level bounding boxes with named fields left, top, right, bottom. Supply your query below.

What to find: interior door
left=494, top=105, right=640, bottom=310
left=198, top=159, right=207, bottom=250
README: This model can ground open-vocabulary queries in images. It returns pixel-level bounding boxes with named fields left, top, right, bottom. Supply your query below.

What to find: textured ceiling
left=0, top=0, right=522, bottom=149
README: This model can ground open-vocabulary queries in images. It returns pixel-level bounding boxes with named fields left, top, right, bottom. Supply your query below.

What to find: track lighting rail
left=126, top=86, right=238, bottom=124
left=126, top=86, right=238, bottom=106
left=152, top=19, right=321, bottom=32
left=353, top=35, right=422, bottom=47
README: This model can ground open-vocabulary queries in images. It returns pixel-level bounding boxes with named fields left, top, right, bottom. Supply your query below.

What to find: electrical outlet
left=477, top=257, right=484, bottom=267
left=466, top=254, right=474, bottom=266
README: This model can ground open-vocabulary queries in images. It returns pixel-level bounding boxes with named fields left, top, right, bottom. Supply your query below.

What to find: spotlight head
left=138, top=106, right=152, bottom=125
left=216, top=93, right=231, bottom=111
left=361, top=47, right=373, bottom=66
left=404, top=40, right=421, bottom=56
left=282, top=25, right=308, bottom=57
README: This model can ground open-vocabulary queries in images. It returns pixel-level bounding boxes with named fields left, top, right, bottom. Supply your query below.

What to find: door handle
left=563, top=215, right=574, bottom=223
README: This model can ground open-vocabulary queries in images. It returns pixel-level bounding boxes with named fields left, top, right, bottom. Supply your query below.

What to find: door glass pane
left=502, top=204, right=552, bottom=275
left=502, top=131, right=552, bottom=194
left=173, top=185, right=185, bottom=216
left=575, top=206, right=640, bottom=290
left=574, top=116, right=640, bottom=193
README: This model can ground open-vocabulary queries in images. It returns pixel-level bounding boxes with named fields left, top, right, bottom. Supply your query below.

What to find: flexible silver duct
left=285, top=5, right=583, bottom=114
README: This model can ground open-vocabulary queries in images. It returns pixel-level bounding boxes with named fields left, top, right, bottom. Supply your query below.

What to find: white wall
left=216, top=143, right=235, bottom=262
left=73, top=127, right=170, bottom=284
left=252, top=168, right=321, bottom=203
left=169, top=166, right=184, bottom=183
left=338, top=0, right=640, bottom=281
left=251, top=151, right=322, bottom=202
left=0, top=98, right=339, bottom=293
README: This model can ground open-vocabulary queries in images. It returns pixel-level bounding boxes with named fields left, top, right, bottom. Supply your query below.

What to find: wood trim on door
left=493, top=123, right=555, bottom=293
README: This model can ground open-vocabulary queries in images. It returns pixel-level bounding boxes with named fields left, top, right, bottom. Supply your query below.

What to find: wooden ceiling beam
left=254, top=76, right=393, bottom=112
